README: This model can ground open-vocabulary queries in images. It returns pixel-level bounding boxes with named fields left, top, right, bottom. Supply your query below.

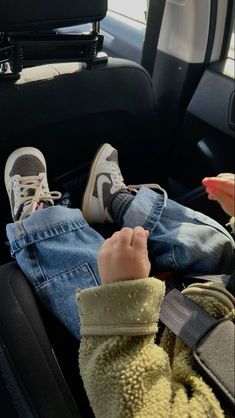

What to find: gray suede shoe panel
left=10, top=155, right=45, bottom=177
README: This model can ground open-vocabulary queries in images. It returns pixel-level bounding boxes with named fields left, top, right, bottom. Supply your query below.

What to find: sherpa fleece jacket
left=77, top=277, right=234, bottom=418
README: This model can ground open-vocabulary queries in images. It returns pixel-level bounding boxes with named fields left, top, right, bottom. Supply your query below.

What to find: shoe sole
left=4, top=147, right=47, bottom=199
left=82, top=143, right=112, bottom=222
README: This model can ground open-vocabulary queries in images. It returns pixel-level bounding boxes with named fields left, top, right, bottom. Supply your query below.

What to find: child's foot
left=4, top=147, right=61, bottom=221
left=82, top=143, right=128, bottom=223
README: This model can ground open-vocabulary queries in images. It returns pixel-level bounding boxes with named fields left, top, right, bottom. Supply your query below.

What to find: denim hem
left=123, top=186, right=167, bottom=232
left=6, top=206, right=87, bottom=255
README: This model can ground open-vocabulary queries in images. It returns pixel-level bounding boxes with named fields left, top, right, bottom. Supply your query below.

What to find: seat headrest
left=0, top=0, right=107, bottom=31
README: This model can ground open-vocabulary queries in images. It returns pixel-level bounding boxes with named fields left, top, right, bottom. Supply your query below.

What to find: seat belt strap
left=141, top=0, right=166, bottom=76
left=160, top=288, right=235, bottom=408
left=159, top=288, right=218, bottom=348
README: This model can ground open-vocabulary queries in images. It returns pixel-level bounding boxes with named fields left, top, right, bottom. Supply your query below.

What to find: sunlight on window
left=228, top=31, right=234, bottom=60
left=109, top=0, right=147, bottom=23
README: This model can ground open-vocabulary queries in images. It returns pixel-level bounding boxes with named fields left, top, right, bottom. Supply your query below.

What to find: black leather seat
left=0, top=0, right=158, bottom=416
left=0, top=262, right=85, bottom=418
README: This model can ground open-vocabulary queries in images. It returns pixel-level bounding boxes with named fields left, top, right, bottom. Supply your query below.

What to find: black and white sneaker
left=4, top=147, right=61, bottom=221
left=82, top=143, right=127, bottom=223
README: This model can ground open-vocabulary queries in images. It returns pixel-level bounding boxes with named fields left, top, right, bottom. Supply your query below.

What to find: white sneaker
left=4, top=147, right=61, bottom=221
left=82, top=143, right=127, bottom=223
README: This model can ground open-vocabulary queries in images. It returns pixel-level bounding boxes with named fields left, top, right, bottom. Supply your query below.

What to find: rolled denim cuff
left=6, top=206, right=87, bottom=256
left=123, top=186, right=167, bottom=232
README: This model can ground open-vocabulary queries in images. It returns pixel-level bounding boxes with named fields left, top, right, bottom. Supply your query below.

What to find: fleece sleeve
left=77, top=278, right=172, bottom=418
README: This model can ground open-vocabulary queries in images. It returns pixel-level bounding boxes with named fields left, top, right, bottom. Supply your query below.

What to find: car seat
left=0, top=0, right=167, bottom=265
left=0, top=0, right=159, bottom=416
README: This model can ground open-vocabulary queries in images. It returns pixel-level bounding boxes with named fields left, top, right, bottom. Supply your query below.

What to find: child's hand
left=202, top=173, right=235, bottom=217
left=98, top=226, right=151, bottom=284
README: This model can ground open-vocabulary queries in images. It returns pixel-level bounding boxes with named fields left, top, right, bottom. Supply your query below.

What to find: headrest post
left=0, top=29, right=108, bottom=80
left=92, top=21, right=100, bottom=35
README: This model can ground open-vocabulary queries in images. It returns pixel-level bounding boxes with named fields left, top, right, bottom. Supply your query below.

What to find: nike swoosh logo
left=96, top=174, right=112, bottom=213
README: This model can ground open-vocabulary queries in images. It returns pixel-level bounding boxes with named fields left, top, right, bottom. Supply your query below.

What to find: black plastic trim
left=141, top=0, right=166, bottom=76
left=186, top=63, right=235, bottom=137
left=153, top=51, right=203, bottom=128
left=204, top=0, right=218, bottom=66
left=220, top=0, right=234, bottom=60
left=228, top=90, right=235, bottom=132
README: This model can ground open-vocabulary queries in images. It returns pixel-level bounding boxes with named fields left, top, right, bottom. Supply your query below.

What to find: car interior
left=0, top=0, right=234, bottom=417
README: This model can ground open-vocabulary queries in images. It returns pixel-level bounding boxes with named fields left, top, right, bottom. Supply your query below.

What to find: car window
left=228, top=26, right=234, bottom=60
left=57, top=1, right=148, bottom=63
left=108, top=0, right=147, bottom=24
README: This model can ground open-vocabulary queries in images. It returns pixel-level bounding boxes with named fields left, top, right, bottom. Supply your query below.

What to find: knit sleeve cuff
left=77, top=278, right=165, bottom=336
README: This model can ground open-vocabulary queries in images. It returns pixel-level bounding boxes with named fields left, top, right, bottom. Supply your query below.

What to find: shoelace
left=19, top=174, right=62, bottom=220
left=111, top=162, right=126, bottom=189
left=111, top=163, right=168, bottom=206
left=127, top=183, right=168, bottom=207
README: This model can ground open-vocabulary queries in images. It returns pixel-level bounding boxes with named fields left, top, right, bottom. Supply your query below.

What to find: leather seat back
left=0, top=1, right=156, bottom=416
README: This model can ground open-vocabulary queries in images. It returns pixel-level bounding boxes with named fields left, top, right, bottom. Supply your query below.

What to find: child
left=4, top=145, right=234, bottom=340
left=4, top=145, right=234, bottom=416
left=77, top=173, right=235, bottom=418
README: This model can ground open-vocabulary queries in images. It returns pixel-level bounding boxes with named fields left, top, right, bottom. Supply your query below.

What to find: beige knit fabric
left=77, top=278, right=234, bottom=418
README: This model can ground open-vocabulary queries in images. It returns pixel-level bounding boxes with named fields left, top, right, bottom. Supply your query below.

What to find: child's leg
left=7, top=205, right=104, bottom=340
left=4, top=146, right=104, bottom=340
left=122, top=186, right=235, bottom=275
left=81, top=143, right=235, bottom=276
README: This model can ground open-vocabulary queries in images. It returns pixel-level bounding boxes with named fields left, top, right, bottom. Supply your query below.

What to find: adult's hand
left=202, top=173, right=235, bottom=217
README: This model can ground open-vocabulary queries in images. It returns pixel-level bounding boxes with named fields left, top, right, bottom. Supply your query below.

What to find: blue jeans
left=6, top=187, right=235, bottom=339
